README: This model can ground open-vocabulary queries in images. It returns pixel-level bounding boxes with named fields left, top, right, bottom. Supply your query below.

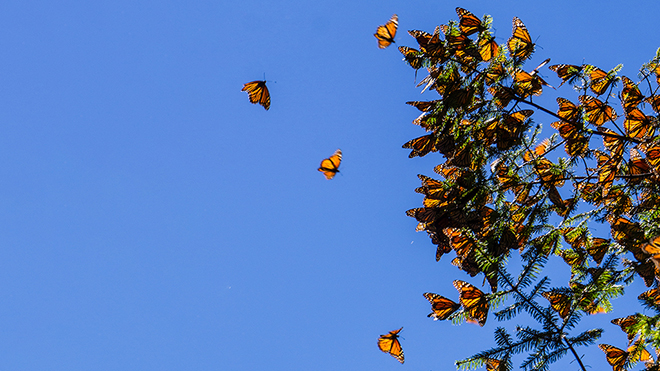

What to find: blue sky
left=0, top=1, right=659, bottom=370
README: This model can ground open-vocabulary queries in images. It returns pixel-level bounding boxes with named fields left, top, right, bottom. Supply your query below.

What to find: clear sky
left=0, top=1, right=658, bottom=370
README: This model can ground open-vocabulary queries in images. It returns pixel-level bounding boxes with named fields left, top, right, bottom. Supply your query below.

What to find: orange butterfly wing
left=374, top=15, right=398, bottom=49
left=318, top=149, right=342, bottom=179
left=241, top=80, right=271, bottom=110
left=377, top=327, right=404, bottom=363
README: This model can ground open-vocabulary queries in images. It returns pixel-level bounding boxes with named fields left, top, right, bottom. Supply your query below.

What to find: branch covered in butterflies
left=397, top=7, right=660, bottom=371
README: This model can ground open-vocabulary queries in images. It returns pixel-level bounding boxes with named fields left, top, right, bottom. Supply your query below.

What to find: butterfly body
left=318, top=149, right=342, bottom=179
left=242, top=80, right=270, bottom=110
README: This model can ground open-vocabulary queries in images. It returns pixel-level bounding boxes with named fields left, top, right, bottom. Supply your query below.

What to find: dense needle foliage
left=400, top=8, right=660, bottom=371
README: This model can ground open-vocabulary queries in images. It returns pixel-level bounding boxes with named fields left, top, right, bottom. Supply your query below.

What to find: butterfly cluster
left=395, top=6, right=660, bottom=371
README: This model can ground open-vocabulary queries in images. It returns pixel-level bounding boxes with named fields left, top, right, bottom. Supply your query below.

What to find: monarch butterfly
left=434, top=234, right=453, bottom=261
left=641, top=235, right=660, bottom=270
left=556, top=97, right=580, bottom=123
left=406, top=100, right=440, bottom=112
left=647, top=94, right=660, bottom=113
left=579, top=96, right=616, bottom=127
left=478, top=33, right=499, bottom=62
left=486, top=359, right=505, bottom=371
left=589, top=67, right=616, bottom=95
left=456, top=7, right=485, bottom=36
left=623, top=108, right=650, bottom=139
left=318, top=149, right=342, bottom=179
left=643, top=145, right=660, bottom=168
left=453, top=280, right=488, bottom=326
left=543, top=291, right=572, bottom=319
left=596, top=152, right=617, bottom=194
left=377, top=327, right=404, bottom=363
left=398, top=46, right=424, bottom=70
left=423, top=292, right=460, bottom=320
left=496, top=110, right=534, bottom=150
left=485, top=63, right=506, bottom=85
left=611, top=315, right=640, bottom=344
left=598, top=127, right=625, bottom=158
left=621, top=76, right=644, bottom=112
left=241, top=80, right=271, bottom=110
left=513, top=68, right=548, bottom=98
left=507, top=17, right=534, bottom=61
left=374, top=14, right=398, bottom=49
left=489, top=85, right=516, bottom=108
left=599, top=344, right=628, bottom=371
left=628, top=148, right=651, bottom=179
left=548, top=64, right=583, bottom=87
left=587, top=238, right=610, bottom=265
left=639, top=287, right=660, bottom=305
left=408, top=28, right=444, bottom=58
left=599, top=343, right=651, bottom=371
left=403, top=133, right=437, bottom=158
left=405, top=206, right=444, bottom=223
left=449, top=229, right=475, bottom=257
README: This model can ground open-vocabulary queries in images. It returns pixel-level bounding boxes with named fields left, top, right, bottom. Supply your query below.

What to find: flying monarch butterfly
left=589, top=67, right=616, bottom=95
left=548, top=64, right=583, bottom=87
left=318, top=149, right=342, bottom=179
left=423, top=292, right=460, bottom=320
left=241, top=80, right=271, bottom=110
left=456, top=7, right=485, bottom=36
left=507, top=17, right=534, bottom=61
left=374, top=14, right=398, bottom=49
left=580, top=96, right=616, bottom=127
left=377, top=327, right=404, bottom=363
left=453, top=280, right=488, bottom=326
